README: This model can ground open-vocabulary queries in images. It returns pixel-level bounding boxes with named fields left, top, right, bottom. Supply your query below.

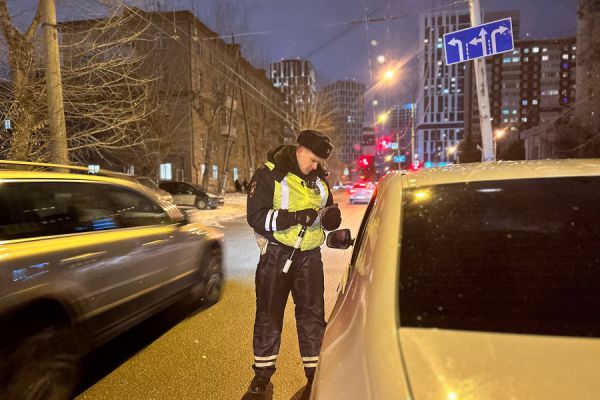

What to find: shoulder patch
left=249, top=180, right=257, bottom=198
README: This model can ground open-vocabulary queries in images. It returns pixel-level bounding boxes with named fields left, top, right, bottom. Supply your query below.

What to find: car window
left=342, top=187, right=378, bottom=292
left=398, top=177, right=600, bottom=338
left=0, top=181, right=170, bottom=241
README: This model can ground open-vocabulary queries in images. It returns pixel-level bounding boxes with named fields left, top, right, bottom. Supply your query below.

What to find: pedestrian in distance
left=235, top=179, right=242, bottom=193
left=243, top=179, right=248, bottom=193
left=242, top=129, right=342, bottom=400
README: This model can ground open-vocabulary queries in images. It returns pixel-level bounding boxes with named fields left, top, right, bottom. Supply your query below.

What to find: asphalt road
left=76, top=191, right=368, bottom=400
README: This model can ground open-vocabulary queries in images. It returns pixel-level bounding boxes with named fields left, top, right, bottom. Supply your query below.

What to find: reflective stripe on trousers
left=252, top=242, right=325, bottom=381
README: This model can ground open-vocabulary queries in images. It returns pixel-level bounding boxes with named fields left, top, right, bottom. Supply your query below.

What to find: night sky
left=7, top=0, right=579, bottom=108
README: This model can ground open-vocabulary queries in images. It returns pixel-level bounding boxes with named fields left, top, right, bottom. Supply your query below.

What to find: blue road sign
left=3, top=119, right=11, bottom=130
left=393, top=155, right=406, bottom=163
left=444, top=18, right=513, bottom=65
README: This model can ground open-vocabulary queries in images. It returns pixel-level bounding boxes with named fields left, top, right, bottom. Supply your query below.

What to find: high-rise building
left=417, top=7, right=471, bottom=165
left=419, top=8, right=521, bottom=164
left=465, top=38, right=577, bottom=160
left=269, top=59, right=316, bottom=114
left=322, top=80, right=366, bottom=178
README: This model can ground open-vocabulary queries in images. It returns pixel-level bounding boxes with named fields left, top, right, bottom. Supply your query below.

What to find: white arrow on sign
left=447, top=38, right=464, bottom=62
left=469, top=28, right=488, bottom=56
left=491, top=26, right=508, bottom=54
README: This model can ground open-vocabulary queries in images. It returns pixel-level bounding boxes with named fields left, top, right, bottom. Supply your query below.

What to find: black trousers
left=252, top=242, right=326, bottom=382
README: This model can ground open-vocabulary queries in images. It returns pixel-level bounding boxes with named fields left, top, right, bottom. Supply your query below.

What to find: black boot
left=242, top=376, right=272, bottom=400
left=299, top=382, right=312, bottom=400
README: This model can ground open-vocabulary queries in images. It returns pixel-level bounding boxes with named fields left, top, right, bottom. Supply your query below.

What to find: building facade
left=269, top=59, right=316, bottom=114
left=417, top=7, right=471, bottom=166
left=322, top=80, right=366, bottom=181
left=465, top=38, right=577, bottom=160
left=62, top=9, right=293, bottom=192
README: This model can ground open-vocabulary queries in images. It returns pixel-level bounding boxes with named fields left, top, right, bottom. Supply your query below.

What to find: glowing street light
left=377, top=112, right=388, bottom=124
left=384, top=69, right=395, bottom=80
left=494, top=128, right=507, bottom=160
left=377, top=55, right=386, bottom=64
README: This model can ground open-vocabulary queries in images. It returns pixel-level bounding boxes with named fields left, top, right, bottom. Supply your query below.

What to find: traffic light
left=358, top=155, right=372, bottom=167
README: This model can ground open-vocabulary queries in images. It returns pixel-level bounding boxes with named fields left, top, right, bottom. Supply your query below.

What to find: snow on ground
left=194, top=193, right=247, bottom=228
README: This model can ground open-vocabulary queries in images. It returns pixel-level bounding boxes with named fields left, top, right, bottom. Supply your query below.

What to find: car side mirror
left=180, top=208, right=202, bottom=224
left=326, top=229, right=354, bottom=249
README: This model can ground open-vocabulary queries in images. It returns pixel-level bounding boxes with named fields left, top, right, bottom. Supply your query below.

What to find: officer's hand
left=321, top=205, right=341, bottom=230
left=295, top=208, right=318, bottom=227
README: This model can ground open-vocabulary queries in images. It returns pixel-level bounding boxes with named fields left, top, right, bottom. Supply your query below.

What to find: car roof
left=382, top=159, right=600, bottom=190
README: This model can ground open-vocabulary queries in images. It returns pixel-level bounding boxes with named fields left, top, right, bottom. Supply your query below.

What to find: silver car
left=314, top=159, right=600, bottom=400
left=0, top=162, right=224, bottom=399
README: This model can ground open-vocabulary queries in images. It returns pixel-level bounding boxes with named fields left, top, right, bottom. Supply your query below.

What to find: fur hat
left=297, top=129, right=334, bottom=159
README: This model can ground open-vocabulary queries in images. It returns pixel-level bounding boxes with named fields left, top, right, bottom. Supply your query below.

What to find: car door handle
left=60, top=251, right=107, bottom=267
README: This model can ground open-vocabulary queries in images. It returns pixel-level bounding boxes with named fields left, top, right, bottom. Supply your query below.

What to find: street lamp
left=494, top=128, right=507, bottom=160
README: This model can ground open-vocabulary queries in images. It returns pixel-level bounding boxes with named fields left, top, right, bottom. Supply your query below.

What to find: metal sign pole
left=468, top=0, right=495, bottom=161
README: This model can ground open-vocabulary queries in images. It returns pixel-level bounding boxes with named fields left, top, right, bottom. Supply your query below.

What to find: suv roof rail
left=0, top=160, right=135, bottom=180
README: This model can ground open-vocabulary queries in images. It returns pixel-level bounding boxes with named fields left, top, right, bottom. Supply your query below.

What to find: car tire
left=195, top=197, right=208, bottom=210
left=1, top=325, right=80, bottom=400
left=184, top=248, right=223, bottom=308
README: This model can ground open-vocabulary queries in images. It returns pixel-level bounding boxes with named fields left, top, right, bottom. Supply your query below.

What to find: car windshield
left=399, top=177, right=600, bottom=338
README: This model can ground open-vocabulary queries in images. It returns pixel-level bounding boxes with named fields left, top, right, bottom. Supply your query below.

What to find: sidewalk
left=196, top=192, right=247, bottom=227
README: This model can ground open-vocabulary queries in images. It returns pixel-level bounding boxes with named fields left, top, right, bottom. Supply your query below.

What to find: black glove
left=295, top=208, right=318, bottom=227
left=321, top=205, right=341, bottom=231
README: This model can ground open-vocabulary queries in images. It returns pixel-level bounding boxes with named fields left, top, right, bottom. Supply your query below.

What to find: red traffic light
left=358, top=155, right=371, bottom=167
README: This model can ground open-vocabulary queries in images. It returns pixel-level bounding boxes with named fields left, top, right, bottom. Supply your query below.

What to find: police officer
left=243, top=130, right=342, bottom=400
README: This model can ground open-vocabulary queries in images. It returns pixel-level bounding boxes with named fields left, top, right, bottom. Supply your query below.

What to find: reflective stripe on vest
left=265, top=162, right=328, bottom=250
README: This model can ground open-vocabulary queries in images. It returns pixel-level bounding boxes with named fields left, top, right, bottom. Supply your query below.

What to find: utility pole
left=468, top=0, right=494, bottom=161
left=42, top=0, right=68, bottom=164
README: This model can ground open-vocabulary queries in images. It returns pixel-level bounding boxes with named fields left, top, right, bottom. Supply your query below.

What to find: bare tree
left=0, top=1, right=45, bottom=160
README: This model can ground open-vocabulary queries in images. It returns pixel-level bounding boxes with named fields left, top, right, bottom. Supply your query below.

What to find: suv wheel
left=1, top=326, right=80, bottom=400
left=195, top=197, right=208, bottom=210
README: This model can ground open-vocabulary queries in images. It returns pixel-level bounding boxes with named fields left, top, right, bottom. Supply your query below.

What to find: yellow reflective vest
left=265, top=162, right=330, bottom=251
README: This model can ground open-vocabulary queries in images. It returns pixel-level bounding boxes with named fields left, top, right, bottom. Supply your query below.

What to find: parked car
left=348, top=181, right=375, bottom=204
left=159, top=181, right=222, bottom=209
left=313, top=159, right=600, bottom=400
left=129, top=175, right=174, bottom=204
left=0, top=161, right=224, bottom=399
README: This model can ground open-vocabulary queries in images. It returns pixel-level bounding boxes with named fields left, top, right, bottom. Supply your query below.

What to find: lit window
left=503, top=57, right=511, bottom=63
left=562, top=54, right=569, bottom=60
left=522, top=117, right=528, bottom=122
left=522, top=99, right=528, bottom=105
left=512, top=110, right=518, bottom=115
left=212, top=165, right=218, bottom=179
left=160, top=163, right=172, bottom=181
left=532, top=99, right=538, bottom=105
left=502, top=109, right=510, bottom=115
left=523, top=57, right=529, bottom=62
left=524, top=48, right=529, bottom=53
left=542, top=55, right=549, bottom=61
left=436, top=43, right=443, bottom=49
left=542, top=47, right=548, bottom=53
left=512, top=57, right=520, bottom=62
left=532, top=47, right=539, bottom=53
left=424, top=39, right=429, bottom=43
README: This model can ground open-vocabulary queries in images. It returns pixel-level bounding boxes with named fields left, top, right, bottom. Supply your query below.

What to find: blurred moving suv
left=348, top=182, right=375, bottom=204
left=0, top=161, right=224, bottom=400
left=314, top=160, right=600, bottom=400
left=159, top=181, right=222, bottom=210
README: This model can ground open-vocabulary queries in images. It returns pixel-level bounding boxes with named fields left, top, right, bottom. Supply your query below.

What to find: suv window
left=0, top=181, right=170, bottom=241
left=399, top=177, right=600, bottom=338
